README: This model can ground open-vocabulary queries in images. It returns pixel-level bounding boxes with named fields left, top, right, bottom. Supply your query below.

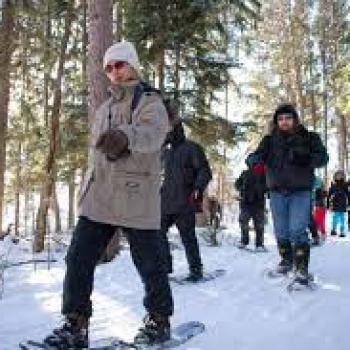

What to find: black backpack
left=131, top=81, right=174, bottom=122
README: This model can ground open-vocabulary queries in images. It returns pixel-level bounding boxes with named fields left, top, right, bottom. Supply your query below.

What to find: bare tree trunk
left=80, top=0, right=89, bottom=177
left=16, top=20, right=30, bottom=237
left=310, top=87, right=317, bottom=131
left=44, top=1, right=51, bottom=128
left=115, top=0, right=124, bottom=41
left=88, top=0, right=120, bottom=255
left=318, top=0, right=335, bottom=184
left=52, top=183, right=61, bottom=234
left=292, top=0, right=307, bottom=121
left=88, top=0, right=121, bottom=258
left=14, top=190, right=20, bottom=236
left=0, top=2, right=15, bottom=232
left=306, top=4, right=318, bottom=132
left=321, top=46, right=328, bottom=183
left=87, top=0, right=113, bottom=125
left=174, top=43, right=181, bottom=103
left=68, top=170, right=75, bottom=229
left=309, top=58, right=317, bottom=131
left=22, top=23, right=30, bottom=236
left=82, top=0, right=88, bottom=112
left=34, top=3, right=74, bottom=252
left=337, top=113, right=347, bottom=171
left=34, top=3, right=52, bottom=250
left=157, top=49, right=165, bottom=93
left=24, top=192, right=30, bottom=236
left=330, top=5, right=347, bottom=172
left=14, top=141, right=22, bottom=237
left=32, top=210, right=35, bottom=234
left=295, top=62, right=305, bottom=121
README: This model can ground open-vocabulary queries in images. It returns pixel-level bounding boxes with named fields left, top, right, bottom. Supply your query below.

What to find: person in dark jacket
left=235, top=167, right=267, bottom=251
left=327, top=170, right=349, bottom=237
left=247, top=103, right=328, bottom=286
left=160, top=118, right=212, bottom=282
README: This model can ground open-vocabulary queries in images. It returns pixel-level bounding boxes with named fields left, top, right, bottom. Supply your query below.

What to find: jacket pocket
left=116, top=175, right=146, bottom=219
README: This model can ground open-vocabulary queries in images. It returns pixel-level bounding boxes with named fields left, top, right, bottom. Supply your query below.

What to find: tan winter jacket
left=79, top=80, right=169, bottom=230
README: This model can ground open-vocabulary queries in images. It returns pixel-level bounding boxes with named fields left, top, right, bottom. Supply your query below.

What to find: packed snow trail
left=0, top=230, right=349, bottom=350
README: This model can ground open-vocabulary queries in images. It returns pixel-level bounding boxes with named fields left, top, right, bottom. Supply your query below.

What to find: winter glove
left=96, top=129, right=129, bottom=162
left=252, top=162, right=266, bottom=176
left=188, top=190, right=203, bottom=212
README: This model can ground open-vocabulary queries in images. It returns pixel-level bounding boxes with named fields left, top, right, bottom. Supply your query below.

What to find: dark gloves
left=188, top=190, right=203, bottom=212
left=289, top=147, right=311, bottom=166
left=96, top=129, right=129, bottom=162
left=252, top=162, right=266, bottom=176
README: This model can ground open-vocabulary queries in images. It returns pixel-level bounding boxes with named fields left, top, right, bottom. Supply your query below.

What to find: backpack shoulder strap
left=131, top=81, right=161, bottom=114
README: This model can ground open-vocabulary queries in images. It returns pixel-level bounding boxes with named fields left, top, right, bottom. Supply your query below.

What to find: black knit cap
left=273, top=103, right=299, bottom=124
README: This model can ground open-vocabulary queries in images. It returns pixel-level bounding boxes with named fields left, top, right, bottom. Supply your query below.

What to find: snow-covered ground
left=0, top=228, right=349, bottom=350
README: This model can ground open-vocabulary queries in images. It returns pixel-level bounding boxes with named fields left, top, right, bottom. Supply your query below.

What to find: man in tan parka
left=44, top=41, right=174, bottom=349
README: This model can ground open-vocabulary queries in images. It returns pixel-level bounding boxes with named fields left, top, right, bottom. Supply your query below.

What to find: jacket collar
left=108, top=80, right=140, bottom=102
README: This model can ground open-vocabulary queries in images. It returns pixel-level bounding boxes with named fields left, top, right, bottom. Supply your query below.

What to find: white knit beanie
left=103, top=41, right=141, bottom=75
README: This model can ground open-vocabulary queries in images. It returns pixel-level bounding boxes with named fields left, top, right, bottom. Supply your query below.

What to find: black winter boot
left=276, top=240, right=293, bottom=274
left=134, top=313, right=171, bottom=345
left=240, top=229, right=250, bottom=247
left=311, top=236, right=320, bottom=246
left=255, top=229, right=264, bottom=249
left=185, top=266, right=203, bottom=282
left=293, top=243, right=311, bottom=285
left=44, top=313, right=89, bottom=349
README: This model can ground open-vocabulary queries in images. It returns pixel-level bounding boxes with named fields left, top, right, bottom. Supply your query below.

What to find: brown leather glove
left=96, top=129, right=129, bottom=161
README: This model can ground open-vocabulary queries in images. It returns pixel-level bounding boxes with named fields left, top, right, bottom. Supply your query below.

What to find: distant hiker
left=160, top=115, right=212, bottom=282
left=247, top=103, right=328, bottom=287
left=327, top=170, right=349, bottom=238
left=312, top=176, right=328, bottom=244
left=235, top=165, right=267, bottom=252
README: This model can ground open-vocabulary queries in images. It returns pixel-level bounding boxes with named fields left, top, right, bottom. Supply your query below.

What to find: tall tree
left=87, top=0, right=121, bottom=259
left=34, top=1, right=75, bottom=252
left=0, top=1, right=15, bottom=232
left=87, top=0, right=113, bottom=124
